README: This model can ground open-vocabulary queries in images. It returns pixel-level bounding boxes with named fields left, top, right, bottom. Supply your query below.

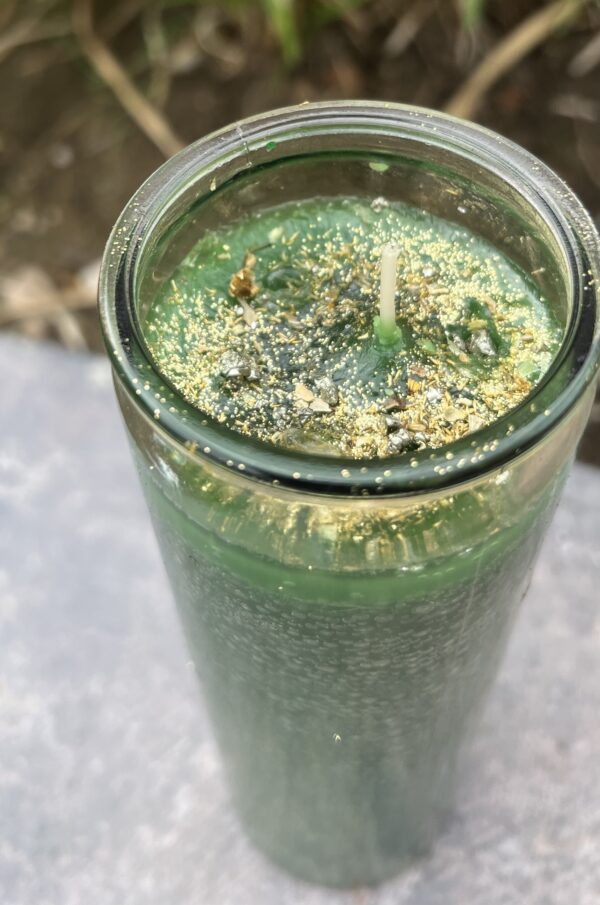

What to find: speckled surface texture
left=1, top=336, right=599, bottom=905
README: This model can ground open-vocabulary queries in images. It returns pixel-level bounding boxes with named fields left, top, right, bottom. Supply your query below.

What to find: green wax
left=128, top=424, right=571, bottom=887
left=130, top=195, right=572, bottom=886
left=145, top=196, right=561, bottom=458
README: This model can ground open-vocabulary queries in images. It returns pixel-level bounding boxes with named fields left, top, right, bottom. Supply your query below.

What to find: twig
left=384, top=0, right=434, bottom=58
left=550, top=92, right=600, bottom=123
left=193, top=6, right=247, bottom=75
left=0, top=0, right=17, bottom=32
left=51, top=310, right=89, bottom=351
left=0, top=14, right=69, bottom=65
left=12, top=0, right=154, bottom=79
left=72, top=0, right=185, bottom=158
left=142, top=4, right=172, bottom=108
left=100, top=0, right=148, bottom=40
left=324, top=0, right=367, bottom=33
left=569, top=28, right=600, bottom=77
left=445, top=0, right=586, bottom=120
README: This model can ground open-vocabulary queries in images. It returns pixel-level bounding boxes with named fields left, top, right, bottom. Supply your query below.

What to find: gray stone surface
left=0, top=334, right=599, bottom=905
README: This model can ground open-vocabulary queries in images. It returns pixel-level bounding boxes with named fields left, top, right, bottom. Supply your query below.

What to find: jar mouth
left=99, top=101, right=600, bottom=497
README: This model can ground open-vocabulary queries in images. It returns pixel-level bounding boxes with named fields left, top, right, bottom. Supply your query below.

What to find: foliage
left=460, top=0, right=489, bottom=29
left=259, top=0, right=368, bottom=65
left=260, top=0, right=301, bottom=65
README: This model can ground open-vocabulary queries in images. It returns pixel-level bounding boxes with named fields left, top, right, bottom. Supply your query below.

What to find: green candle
left=144, top=196, right=561, bottom=458
left=100, top=104, right=600, bottom=888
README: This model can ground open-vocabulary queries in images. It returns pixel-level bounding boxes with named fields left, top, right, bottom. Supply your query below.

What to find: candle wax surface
left=144, top=197, right=562, bottom=458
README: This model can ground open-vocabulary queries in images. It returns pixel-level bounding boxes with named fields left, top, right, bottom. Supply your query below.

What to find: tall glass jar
left=99, top=103, right=600, bottom=888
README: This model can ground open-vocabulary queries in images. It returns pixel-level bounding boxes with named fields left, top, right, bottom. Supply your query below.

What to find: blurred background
left=1, top=0, right=599, bottom=457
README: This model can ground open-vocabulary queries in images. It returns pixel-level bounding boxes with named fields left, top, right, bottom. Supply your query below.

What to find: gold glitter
left=144, top=196, right=562, bottom=460
left=294, top=383, right=315, bottom=403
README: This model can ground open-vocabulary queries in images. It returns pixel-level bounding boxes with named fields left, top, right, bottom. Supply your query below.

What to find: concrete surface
left=0, top=336, right=599, bottom=905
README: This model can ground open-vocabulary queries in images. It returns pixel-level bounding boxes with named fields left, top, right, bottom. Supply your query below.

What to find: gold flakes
left=468, top=414, right=486, bottom=432
left=144, top=196, right=561, bottom=460
left=311, top=398, right=331, bottom=413
left=294, top=383, right=315, bottom=403
left=240, top=300, right=258, bottom=326
left=441, top=407, right=464, bottom=423
left=514, top=374, right=531, bottom=394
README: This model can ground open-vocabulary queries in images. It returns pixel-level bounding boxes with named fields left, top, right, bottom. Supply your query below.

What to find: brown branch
left=569, top=27, right=600, bottom=77
left=51, top=310, right=89, bottom=351
left=445, top=0, right=586, bottom=120
left=72, top=0, right=184, bottom=158
left=0, top=0, right=18, bottom=32
left=142, top=4, right=173, bottom=108
left=384, top=0, right=434, bottom=58
left=0, top=9, right=69, bottom=65
left=100, top=0, right=148, bottom=40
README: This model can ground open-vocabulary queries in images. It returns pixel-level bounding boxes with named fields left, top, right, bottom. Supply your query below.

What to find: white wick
left=379, top=244, right=399, bottom=329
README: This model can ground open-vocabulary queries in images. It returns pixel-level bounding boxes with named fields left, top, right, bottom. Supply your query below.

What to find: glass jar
left=99, top=102, right=600, bottom=888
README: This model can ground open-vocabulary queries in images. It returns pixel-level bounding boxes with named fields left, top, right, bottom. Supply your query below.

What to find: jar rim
left=99, top=101, right=600, bottom=497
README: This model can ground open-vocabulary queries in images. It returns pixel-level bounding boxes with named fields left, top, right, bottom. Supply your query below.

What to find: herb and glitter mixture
left=144, top=197, right=562, bottom=458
